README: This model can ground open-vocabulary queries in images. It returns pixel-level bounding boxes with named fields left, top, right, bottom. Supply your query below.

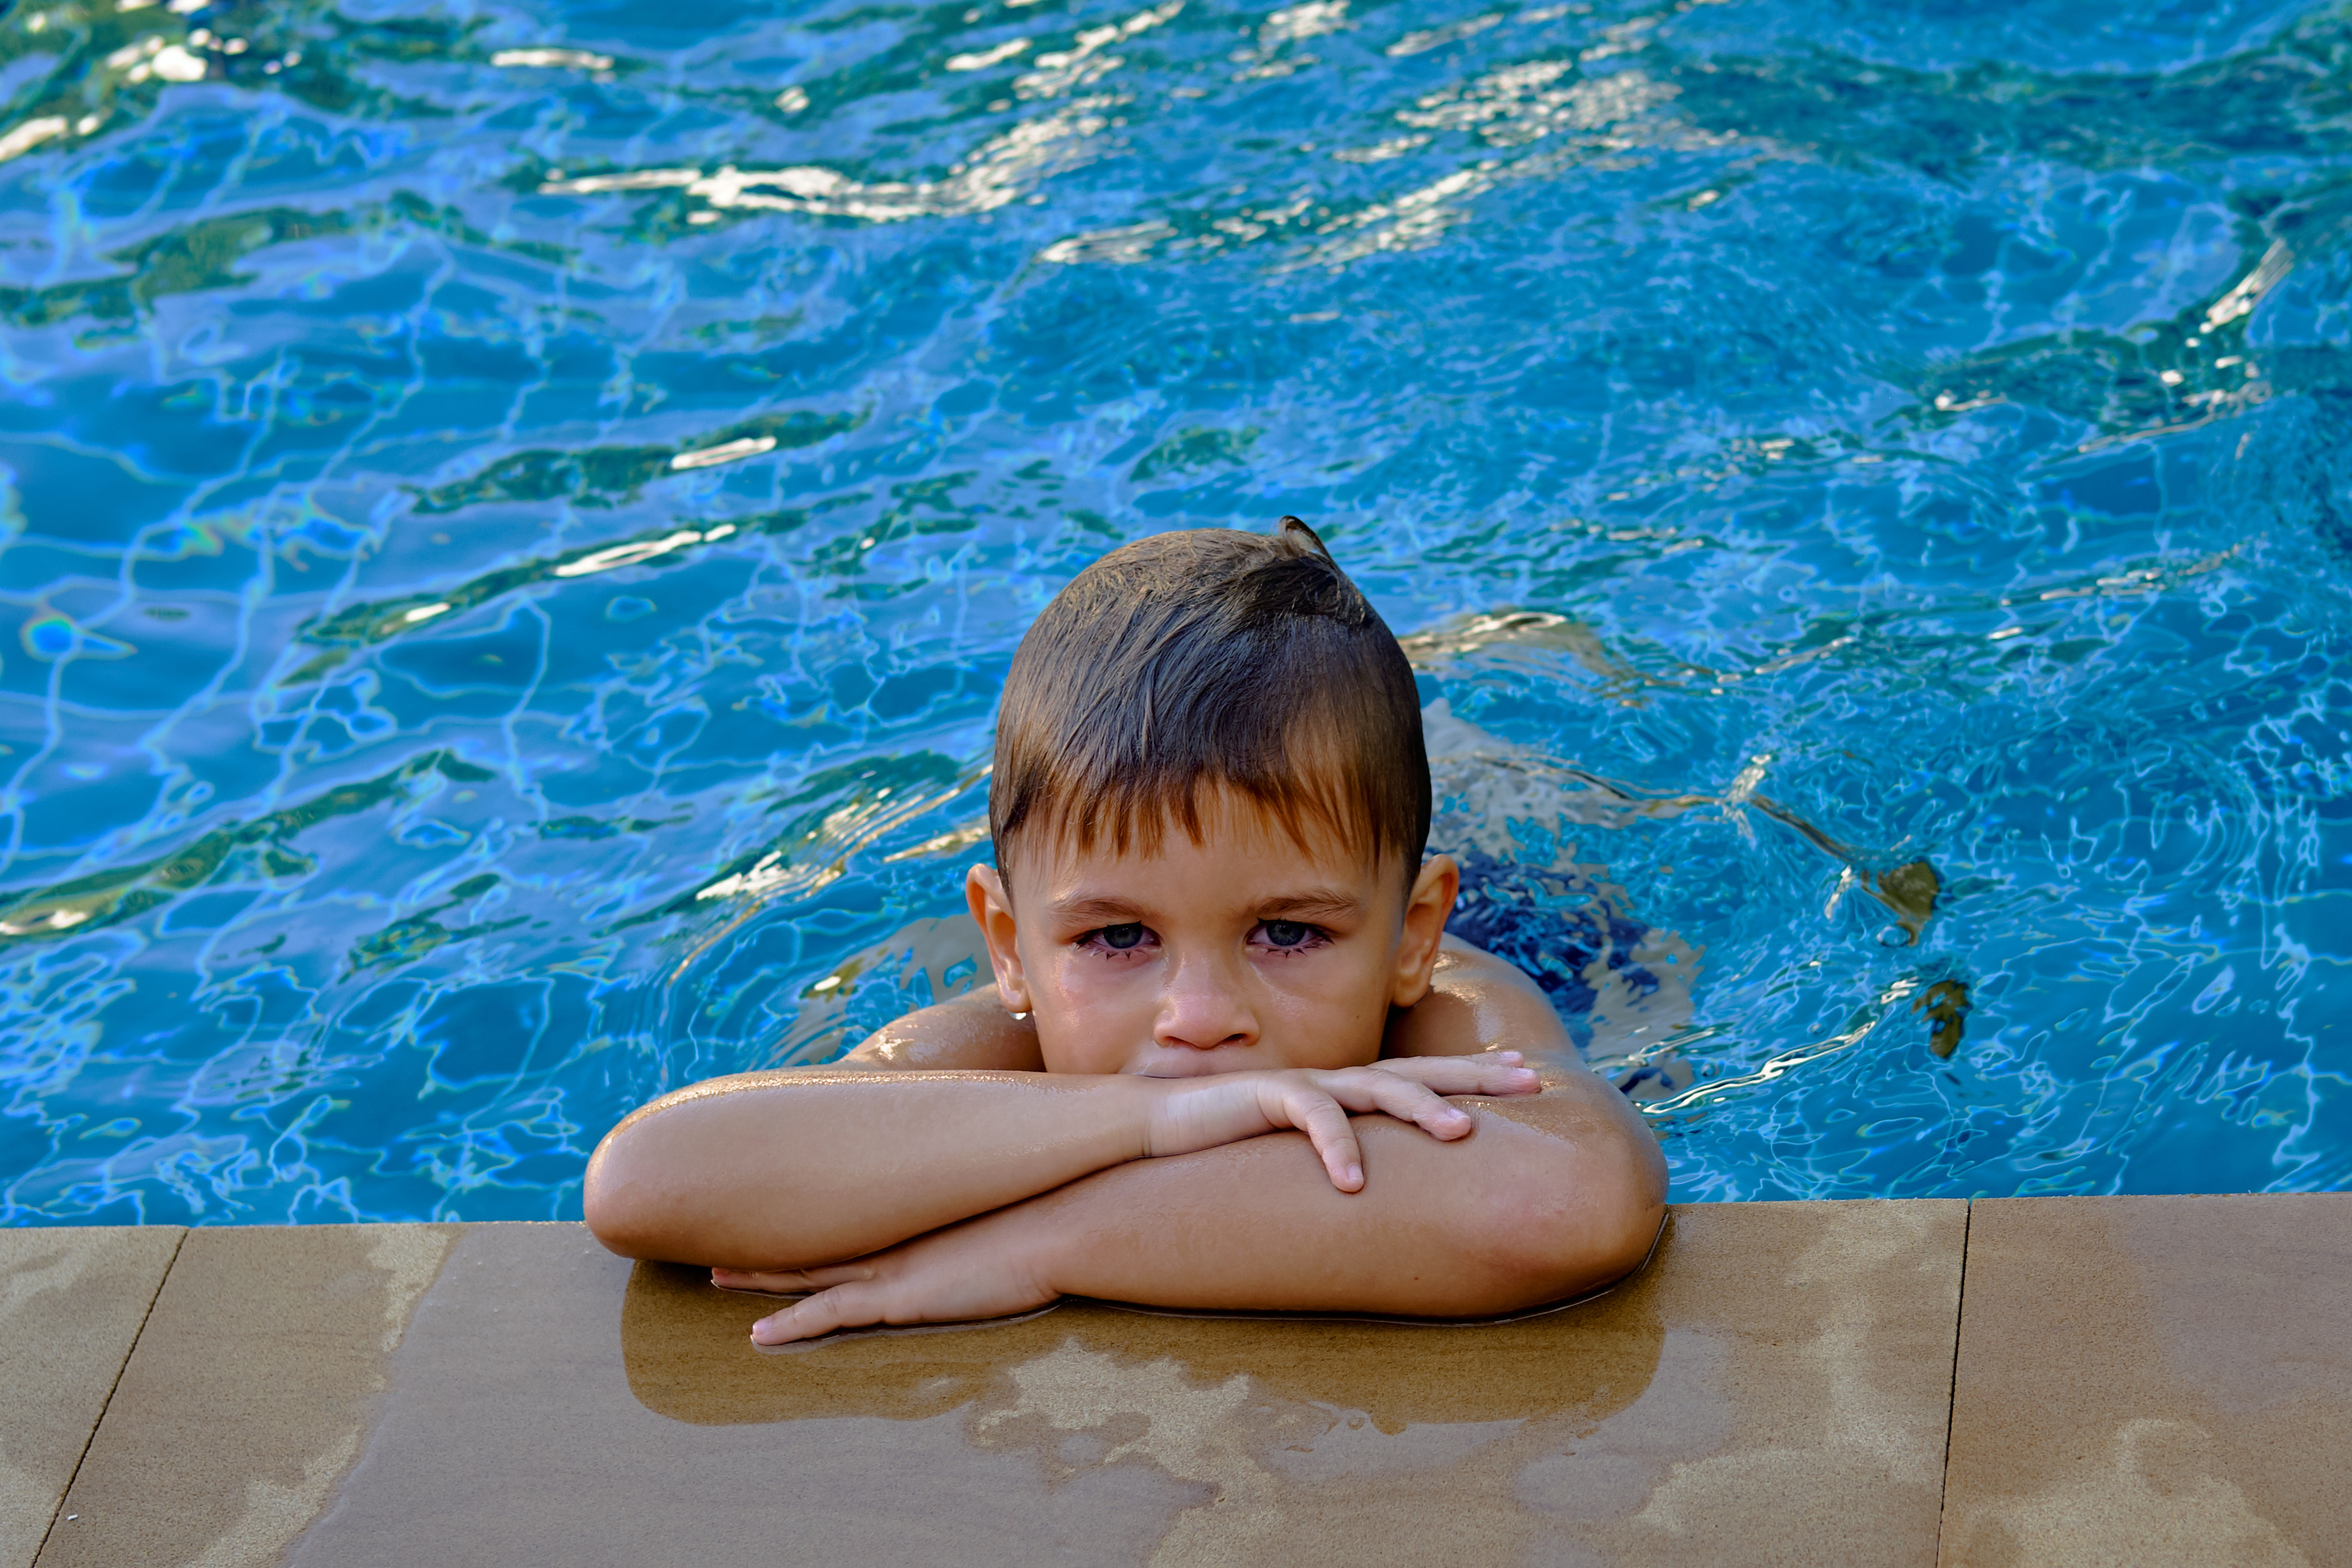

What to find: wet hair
left=991, top=516, right=1430, bottom=884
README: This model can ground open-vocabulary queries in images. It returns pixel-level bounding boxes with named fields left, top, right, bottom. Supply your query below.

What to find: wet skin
left=585, top=799, right=1667, bottom=1345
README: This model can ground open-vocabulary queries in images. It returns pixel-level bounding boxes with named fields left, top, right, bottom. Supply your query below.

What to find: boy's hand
left=717, top=1208, right=1055, bottom=1347
left=1143, top=1051, right=1539, bottom=1194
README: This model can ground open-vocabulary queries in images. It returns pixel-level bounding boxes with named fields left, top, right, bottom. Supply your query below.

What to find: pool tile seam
left=1932, top=1197, right=1973, bottom=1567
left=26, top=1226, right=186, bottom=1568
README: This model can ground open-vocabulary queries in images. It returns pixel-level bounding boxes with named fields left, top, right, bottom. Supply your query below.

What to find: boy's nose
left=1154, top=950, right=1257, bottom=1051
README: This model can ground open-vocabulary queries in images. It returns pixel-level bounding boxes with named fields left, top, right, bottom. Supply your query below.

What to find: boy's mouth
left=1128, top=1044, right=1267, bottom=1078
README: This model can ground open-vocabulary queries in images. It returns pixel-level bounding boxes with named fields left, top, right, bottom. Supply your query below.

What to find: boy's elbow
left=581, top=1120, right=686, bottom=1261
left=581, top=1140, right=647, bottom=1258
left=1481, top=1136, right=1666, bottom=1311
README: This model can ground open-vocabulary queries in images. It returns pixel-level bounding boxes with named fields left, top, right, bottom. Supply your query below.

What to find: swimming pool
left=1, top=0, right=2344, bottom=1224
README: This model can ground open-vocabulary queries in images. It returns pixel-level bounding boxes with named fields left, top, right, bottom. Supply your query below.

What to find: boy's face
left=966, top=796, right=1458, bottom=1076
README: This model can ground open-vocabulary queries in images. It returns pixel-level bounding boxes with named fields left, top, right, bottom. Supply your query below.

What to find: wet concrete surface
left=0, top=1226, right=180, bottom=1568
left=35, top=1224, right=461, bottom=1568
left=7, top=1195, right=2345, bottom=1566
left=1940, top=1195, right=2352, bottom=1568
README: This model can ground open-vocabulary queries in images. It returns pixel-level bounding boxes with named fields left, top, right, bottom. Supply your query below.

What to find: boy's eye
left=1077, top=923, right=1157, bottom=958
left=1260, top=920, right=1317, bottom=949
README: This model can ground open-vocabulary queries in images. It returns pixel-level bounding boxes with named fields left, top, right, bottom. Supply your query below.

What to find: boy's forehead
left=1013, top=793, right=1390, bottom=897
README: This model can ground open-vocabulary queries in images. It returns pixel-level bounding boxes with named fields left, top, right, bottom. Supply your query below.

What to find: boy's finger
left=797, top=1262, right=880, bottom=1288
left=1362, top=1054, right=1527, bottom=1087
left=1291, top=1092, right=1366, bottom=1191
left=1359, top=1074, right=1476, bottom=1139
left=752, top=1281, right=882, bottom=1345
left=1400, top=1060, right=1541, bottom=1096
left=721, top=1262, right=874, bottom=1293
left=1469, top=1064, right=1541, bottom=1095
left=712, top=1266, right=819, bottom=1293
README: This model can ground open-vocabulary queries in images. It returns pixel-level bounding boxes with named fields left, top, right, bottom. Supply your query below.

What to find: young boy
left=585, top=518, right=1666, bottom=1344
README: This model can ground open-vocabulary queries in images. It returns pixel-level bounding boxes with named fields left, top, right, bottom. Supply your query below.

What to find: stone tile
left=0, top=1227, right=182, bottom=1568
left=36, top=1223, right=462, bottom=1568
left=49, top=1202, right=1961, bottom=1566
left=1940, top=1194, right=2352, bottom=1567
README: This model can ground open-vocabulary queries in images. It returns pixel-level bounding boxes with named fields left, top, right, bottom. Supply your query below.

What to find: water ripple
left=0, top=0, right=2345, bottom=1221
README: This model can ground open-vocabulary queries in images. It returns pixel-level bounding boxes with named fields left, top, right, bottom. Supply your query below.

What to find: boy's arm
left=590, top=934, right=1664, bottom=1322
left=723, top=1064, right=1662, bottom=1339
left=713, top=936, right=1666, bottom=1341
left=583, top=1052, right=1541, bottom=1269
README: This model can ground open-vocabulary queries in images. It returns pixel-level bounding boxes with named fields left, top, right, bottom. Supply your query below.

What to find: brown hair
left=990, top=517, right=1430, bottom=881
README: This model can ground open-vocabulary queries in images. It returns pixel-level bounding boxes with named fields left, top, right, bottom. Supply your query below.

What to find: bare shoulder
left=1380, top=936, right=1663, bottom=1191
left=837, top=984, right=1046, bottom=1072
left=1383, top=935, right=1582, bottom=1062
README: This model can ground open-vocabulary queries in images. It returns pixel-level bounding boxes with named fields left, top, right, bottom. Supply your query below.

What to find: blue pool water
left=1, top=0, right=2346, bottom=1224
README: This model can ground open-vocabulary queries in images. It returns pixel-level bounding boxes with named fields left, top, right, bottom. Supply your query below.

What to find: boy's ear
left=965, top=863, right=1033, bottom=1014
left=1390, top=853, right=1460, bottom=1008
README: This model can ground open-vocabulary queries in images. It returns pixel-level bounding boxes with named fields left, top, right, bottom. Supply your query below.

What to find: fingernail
left=1344, top=1164, right=1362, bottom=1185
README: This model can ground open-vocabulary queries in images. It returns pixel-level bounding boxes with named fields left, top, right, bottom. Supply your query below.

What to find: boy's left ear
left=1390, top=854, right=1459, bottom=1008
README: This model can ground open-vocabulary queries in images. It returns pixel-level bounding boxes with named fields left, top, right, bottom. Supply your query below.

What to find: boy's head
left=967, top=518, right=1458, bottom=1077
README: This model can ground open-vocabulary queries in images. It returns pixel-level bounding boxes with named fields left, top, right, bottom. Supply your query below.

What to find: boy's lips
left=1129, top=1045, right=1267, bottom=1077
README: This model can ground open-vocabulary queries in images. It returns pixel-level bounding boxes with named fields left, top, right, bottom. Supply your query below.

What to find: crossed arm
left=584, top=939, right=1667, bottom=1343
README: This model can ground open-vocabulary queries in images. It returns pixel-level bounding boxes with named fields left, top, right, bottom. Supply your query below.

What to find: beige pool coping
left=5, top=1196, right=2344, bottom=1567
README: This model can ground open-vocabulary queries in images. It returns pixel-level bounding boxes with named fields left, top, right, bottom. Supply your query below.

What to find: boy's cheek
left=1029, top=965, right=1153, bottom=1071
left=1243, top=952, right=1387, bottom=1059
left=1261, top=944, right=1389, bottom=1016
left=1263, top=993, right=1389, bottom=1069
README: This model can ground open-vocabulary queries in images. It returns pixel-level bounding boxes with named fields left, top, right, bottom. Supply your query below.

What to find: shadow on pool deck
left=3, top=1195, right=2345, bottom=1567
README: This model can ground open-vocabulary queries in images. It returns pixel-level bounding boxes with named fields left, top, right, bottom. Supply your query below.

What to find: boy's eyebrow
left=1257, top=887, right=1366, bottom=921
left=1051, top=893, right=1153, bottom=925
left=1047, top=886, right=1368, bottom=925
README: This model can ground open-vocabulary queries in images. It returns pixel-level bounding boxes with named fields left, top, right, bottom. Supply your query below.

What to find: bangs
left=1009, top=709, right=1396, bottom=872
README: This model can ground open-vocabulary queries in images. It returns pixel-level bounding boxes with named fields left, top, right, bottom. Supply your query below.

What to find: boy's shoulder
left=839, top=985, right=1044, bottom=1073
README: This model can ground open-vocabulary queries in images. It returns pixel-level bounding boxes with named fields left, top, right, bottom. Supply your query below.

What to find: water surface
left=0, top=0, right=2345, bottom=1221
